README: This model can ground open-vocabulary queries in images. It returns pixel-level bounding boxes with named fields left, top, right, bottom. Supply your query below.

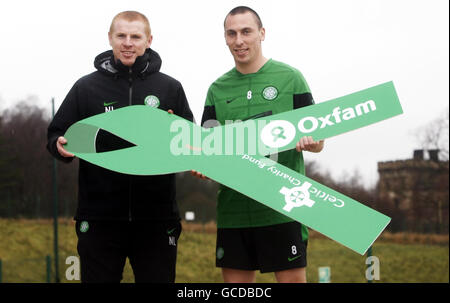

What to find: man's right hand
left=57, top=136, right=75, bottom=158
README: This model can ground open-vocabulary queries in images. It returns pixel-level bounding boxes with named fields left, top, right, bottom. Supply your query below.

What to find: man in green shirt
left=196, top=6, right=324, bottom=283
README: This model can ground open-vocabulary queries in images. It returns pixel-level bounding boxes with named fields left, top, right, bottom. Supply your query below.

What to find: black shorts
left=216, top=221, right=307, bottom=273
left=75, top=219, right=181, bottom=283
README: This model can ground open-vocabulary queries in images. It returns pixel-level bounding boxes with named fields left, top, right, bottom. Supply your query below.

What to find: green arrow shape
left=64, top=81, right=402, bottom=254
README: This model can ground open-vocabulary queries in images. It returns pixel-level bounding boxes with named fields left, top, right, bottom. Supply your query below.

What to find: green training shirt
left=201, top=59, right=314, bottom=234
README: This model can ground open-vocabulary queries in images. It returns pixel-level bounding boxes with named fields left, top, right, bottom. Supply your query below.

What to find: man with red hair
left=47, top=11, right=193, bottom=283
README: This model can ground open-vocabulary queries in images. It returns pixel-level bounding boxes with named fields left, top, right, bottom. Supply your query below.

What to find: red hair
left=109, top=11, right=151, bottom=38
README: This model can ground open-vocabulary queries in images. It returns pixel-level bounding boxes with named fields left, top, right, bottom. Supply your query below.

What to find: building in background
left=377, top=150, right=449, bottom=233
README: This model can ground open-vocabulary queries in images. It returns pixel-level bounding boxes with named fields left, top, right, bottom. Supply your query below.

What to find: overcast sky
left=0, top=0, right=448, bottom=188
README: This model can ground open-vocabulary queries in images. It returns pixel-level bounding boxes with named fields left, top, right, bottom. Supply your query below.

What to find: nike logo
left=288, top=255, right=301, bottom=262
left=103, top=101, right=118, bottom=106
left=167, top=228, right=176, bottom=235
left=226, top=98, right=238, bottom=104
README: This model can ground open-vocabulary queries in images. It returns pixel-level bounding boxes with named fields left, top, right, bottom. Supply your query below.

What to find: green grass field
left=0, top=219, right=448, bottom=283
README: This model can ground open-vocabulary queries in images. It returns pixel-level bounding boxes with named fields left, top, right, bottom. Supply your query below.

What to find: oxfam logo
left=260, top=120, right=296, bottom=148
left=144, top=95, right=160, bottom=108
left=262, top=86, right=278, bottom=100
left=260, top=101, right=378, bottom=149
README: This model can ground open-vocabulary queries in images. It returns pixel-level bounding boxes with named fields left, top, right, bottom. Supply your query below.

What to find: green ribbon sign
left=64, top=81, right=402, bottom=255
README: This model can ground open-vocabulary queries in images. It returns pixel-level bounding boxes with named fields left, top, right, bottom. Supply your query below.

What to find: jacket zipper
left=128, top=68, right=133, bottom=221
left=128, top=68, right=133, bottom=106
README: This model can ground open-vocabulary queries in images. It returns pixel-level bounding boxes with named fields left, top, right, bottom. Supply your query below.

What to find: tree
left=0, top=98, right=78, bottom=218
left=416, top=107, right=449, bottom=161
left=0, top=116, right=21, bottom=216
left=0, top=123, right=18, bottom=190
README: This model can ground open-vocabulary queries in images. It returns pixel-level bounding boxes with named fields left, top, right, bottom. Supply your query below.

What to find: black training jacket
left=47, top=48, right=194, bottom=221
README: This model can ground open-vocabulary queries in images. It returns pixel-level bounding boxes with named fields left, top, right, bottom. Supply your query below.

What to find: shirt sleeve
left=46, top=81, right=81, bottom=163
left=201, top=86, right=218, bottom=128
left=292, top=69, right=315, bottom=109
left=175, top=82, right=194, bottom=123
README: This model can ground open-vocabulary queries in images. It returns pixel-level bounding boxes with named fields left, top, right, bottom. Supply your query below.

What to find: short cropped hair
left=224, top=6, right=263, bottom=29
left=109, top=11, right=151, bottom=37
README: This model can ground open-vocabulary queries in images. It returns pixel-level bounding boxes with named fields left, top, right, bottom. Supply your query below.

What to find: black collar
left=110, top=50, right=150, bottom=75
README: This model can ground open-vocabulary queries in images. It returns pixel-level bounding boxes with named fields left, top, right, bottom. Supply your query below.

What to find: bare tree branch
left=416, top=107, right=449, bottom=161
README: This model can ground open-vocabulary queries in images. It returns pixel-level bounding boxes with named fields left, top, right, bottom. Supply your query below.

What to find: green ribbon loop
left=64, top=81, right=403, bottom=255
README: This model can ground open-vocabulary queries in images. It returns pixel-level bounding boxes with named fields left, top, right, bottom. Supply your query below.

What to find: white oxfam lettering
left=298, top=116, right=319, bottom=133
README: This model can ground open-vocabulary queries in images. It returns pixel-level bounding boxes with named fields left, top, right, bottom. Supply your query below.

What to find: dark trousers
left=75, top=220, right=181, bottom=283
